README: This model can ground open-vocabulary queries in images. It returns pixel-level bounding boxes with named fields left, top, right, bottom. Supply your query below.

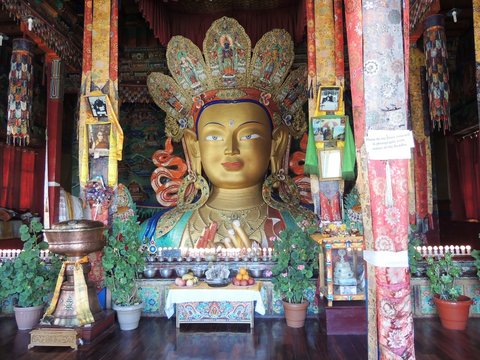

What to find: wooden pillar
left=45, top=55, right=64, bottom=225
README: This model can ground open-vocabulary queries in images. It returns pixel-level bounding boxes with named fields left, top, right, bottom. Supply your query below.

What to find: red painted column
left=45, top=54, right=64, bottom=225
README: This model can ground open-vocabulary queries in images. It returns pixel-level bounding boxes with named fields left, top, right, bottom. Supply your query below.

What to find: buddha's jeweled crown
left=147, top=16, right=307, bottom=141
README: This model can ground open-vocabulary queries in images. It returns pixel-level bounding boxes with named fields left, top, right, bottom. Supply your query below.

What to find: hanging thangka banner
left=7, top=39, right=34, bottom=146
left=423, top=14, right=450, bottom=132
left=362, top=0, right=414, bottom=359
left=313, top=0, right=339, bottom=221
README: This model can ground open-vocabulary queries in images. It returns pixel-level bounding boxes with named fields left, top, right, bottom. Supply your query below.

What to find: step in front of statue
left=322, top=300, right=367, bottom=335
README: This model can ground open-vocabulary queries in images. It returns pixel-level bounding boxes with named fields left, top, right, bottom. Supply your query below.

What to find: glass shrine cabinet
left=311, top=235, right=365, bottom=306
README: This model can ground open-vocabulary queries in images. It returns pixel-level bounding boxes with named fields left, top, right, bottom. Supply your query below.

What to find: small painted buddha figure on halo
left=142, top=17, right=316, bottom=251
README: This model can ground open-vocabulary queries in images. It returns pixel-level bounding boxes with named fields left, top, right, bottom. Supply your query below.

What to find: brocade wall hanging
left=409, top=47, right=433, bottom=231
left=314, top=0, right=335, bottom=86
left=345, top=0, right=365, bottom=146
left=6, top=38, right=34, bottom=146
left=79, top=0, right=122, bottom=188
left=474, top=0, right=480, bottom=118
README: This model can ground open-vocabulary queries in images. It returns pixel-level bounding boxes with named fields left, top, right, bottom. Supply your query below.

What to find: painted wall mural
left=117, top=103, right=169, bottom=212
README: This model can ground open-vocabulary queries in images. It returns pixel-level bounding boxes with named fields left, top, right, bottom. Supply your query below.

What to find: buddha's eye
left=240, top=133, right=261, bottom=140
left=205, top=135, right=223, bottom=141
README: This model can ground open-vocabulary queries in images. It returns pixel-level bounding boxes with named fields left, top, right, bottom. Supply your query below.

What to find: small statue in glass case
left=334, top=250, right=357, bottom=294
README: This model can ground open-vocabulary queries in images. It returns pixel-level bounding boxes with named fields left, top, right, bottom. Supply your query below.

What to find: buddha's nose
left=224, top=136, right=239, bottom=155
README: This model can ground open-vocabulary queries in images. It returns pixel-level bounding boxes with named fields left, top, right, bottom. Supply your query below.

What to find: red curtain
left=137, top=0, right=306, bottom=47
left=448, top=135, right=480, bottom=221
left=0, top=144, right=44, bottom=215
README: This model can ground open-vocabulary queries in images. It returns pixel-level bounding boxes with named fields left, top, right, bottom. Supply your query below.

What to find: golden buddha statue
left=142, top=17, right=316, bottom=250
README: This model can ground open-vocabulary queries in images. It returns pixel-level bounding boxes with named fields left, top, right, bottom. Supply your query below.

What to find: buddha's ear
left=270, top=124, right=289, bottom=174
left=183, top=129, right=202, bottom=175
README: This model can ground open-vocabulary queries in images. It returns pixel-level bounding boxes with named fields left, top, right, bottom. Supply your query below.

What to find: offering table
left=165, top=282, right=265, bottom=328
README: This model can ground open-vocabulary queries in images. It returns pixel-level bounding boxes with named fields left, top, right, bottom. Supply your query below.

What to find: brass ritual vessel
left=43, top=220, right=106, bottom=327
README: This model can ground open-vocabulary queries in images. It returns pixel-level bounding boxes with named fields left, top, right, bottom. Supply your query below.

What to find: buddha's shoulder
left=155, top=208, right=195, bottom=237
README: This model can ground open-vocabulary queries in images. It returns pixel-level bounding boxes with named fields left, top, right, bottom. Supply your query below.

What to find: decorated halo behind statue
left=147, top=17, right=307, bottom=142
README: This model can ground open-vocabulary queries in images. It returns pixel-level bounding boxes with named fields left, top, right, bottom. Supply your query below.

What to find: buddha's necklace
left=194, top=202, right=268, bottom=239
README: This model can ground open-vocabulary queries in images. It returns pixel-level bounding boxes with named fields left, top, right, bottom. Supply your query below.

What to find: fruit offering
left=175, top=272, right=199, bottom=287
left=232, top=267, right=255, bottom=286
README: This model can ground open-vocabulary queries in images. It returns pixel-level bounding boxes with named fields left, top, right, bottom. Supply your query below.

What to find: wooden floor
left=1, top=316, right=480, bottom=360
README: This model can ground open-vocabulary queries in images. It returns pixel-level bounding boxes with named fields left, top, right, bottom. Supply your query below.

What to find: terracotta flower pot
left=433, top=295, right=472, bottom=330
left=282, top=301, right=309, bottom=328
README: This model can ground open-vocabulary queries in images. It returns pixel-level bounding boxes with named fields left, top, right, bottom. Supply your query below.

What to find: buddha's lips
left=222, top=161, right=243, bottom=170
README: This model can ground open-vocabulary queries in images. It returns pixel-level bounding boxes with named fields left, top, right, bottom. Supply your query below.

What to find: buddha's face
left=196, top=102, right=273, bottom=189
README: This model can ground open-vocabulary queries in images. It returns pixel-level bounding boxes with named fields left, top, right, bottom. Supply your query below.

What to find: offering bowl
left=175, top=267, right=189, bottom=277
left=192, top=267, right=205, bottom=278
left=43, top=220, right=105, bottom=257
left=159, top=268, right=173, bottom=278
left=143, top=268, right=157, bottom=278
left=249, top=268, right=264, bottom=278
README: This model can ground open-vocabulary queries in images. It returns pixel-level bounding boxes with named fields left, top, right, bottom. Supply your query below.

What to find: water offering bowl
left=159, top=268, right=173, bottom=278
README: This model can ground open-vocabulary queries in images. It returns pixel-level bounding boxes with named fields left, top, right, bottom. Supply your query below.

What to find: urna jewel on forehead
left=147, top=16, right=308, bottom=142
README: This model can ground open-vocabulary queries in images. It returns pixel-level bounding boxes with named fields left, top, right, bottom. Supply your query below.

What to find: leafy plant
left=0, top=220, right=62, bottom=307
left=102, top=209, right=145, bottom=306
left=408, top=225, right=423, bottom=275
left=471, top=249, right=480, bottom=278
left=271, top=227, right=319, bottom=304
left=425, top=252, right=462, bottom=301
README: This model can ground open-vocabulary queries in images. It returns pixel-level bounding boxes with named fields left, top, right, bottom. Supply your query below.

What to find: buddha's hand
left=222, top=237, right=234, bottom=248
left=232, top=220, right=252, bottom=248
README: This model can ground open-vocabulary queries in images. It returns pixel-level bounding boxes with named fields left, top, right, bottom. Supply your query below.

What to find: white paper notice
left=365, top=130, right=414, bottom=160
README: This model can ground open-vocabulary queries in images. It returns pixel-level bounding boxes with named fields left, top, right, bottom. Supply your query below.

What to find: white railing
left=415, top=245, right=472, bottom=258
left=0, top=249, right=51, bottom=262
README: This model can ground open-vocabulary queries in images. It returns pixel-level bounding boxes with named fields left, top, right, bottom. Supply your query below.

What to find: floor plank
left=1, top=316, right=479, bottom=359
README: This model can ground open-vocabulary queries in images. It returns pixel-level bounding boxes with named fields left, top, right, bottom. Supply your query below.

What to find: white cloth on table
left=165, top=282, right=265, bottom=318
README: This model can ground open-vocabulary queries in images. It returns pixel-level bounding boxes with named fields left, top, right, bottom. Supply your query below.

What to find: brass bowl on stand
left=43, top=220, right=106, bottom=327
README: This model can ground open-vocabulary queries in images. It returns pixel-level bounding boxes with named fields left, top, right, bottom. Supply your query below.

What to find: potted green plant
left=271, top=226, right=319, bottom=328
left=0, top=220, right=61, bottom=330
left=102, top=209, right=146, bottom=330
left=425, top=252, right=473, bottom=330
